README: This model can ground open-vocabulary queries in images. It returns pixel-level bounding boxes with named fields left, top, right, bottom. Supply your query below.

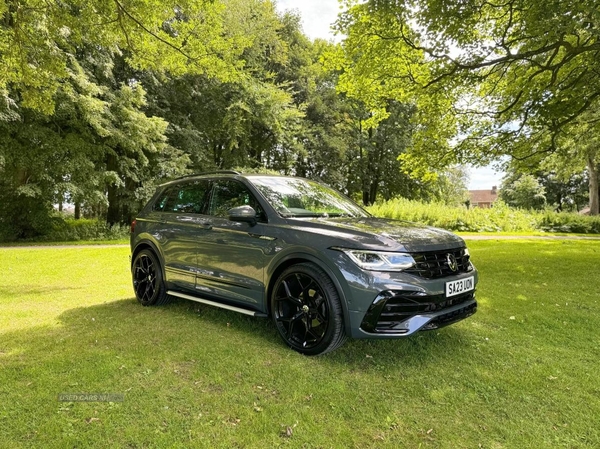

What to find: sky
left=274, top=0, right=505, bottom=190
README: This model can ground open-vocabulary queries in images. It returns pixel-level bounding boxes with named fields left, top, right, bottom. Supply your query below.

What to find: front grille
left=378, top=292, right=473, bottom=326
left=404, top=247, right=472, bottom=279
left=360, top=290, right=476, bottom=334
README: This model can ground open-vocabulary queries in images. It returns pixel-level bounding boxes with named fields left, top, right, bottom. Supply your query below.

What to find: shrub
left=367, top=198, right=599, bottom=234
left=41, top=217, right=130, bottom=242
left=538, top=211, right=600, bottom=234
left=0, top=215, right=130, bottom=243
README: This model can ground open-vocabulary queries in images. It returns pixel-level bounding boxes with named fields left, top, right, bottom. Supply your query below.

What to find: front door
left=194, top=179, right=270, bottom=309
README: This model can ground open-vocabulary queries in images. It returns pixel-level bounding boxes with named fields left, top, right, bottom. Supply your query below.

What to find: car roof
left=158, top=172, right=310, bottom=188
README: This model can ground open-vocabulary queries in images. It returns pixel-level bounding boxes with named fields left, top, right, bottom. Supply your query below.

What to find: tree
left=537, top=171, right=588, bottom=212
left=140, top=2, right=305, bottom=173
left=334, top=0, right=600, bottom=213
left=0, top=0, right=246, bottom=113
left=0, top=46, right=191, bottom=236
left=433, top=166, right=471, bottom=207
left=500, top=173, right=546, bottom=210
left=331, top=1, right=458, bottom=176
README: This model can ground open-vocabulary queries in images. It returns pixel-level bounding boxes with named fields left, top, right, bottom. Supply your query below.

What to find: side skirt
left=167, top=290, right=268, bottom=318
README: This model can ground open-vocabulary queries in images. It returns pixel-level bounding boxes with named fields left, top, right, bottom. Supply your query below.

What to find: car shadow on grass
left=1, top=296, right=483, bottom=447
left=104, top=297, right=465, bottom=362
left=1, top=295, right=480, bottom=385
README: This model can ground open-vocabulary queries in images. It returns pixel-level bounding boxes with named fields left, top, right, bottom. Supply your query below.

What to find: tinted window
left=154, top=180, right=210, bottom=214
left=208, top=180, right=265, bottom=220
left=249, top=176, right=369, bottom=218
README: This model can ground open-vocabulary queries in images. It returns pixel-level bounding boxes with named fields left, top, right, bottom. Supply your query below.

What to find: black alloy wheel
left=271, top=263, right=346, bottom=355
left=132, top=249, right=169, bottom=306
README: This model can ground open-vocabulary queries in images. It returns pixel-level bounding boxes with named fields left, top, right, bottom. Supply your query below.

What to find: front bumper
left=356, top=290, right=476, bottom=337
left=325, top=248, right=479, bottom=339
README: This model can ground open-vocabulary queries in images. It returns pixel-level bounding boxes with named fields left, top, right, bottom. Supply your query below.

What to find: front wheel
left=271, top=263, right=347, bottom=355
left=132, top=249, right=169, bottom=306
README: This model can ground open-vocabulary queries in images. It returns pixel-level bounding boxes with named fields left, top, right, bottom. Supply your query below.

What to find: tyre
left=132, top=249, right=170, bottom=306
left=271, top=263, right=347, bottom=355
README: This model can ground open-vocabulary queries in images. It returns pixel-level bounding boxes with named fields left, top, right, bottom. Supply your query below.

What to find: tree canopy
left=1, top=0, right=598, bottom=241
left=0, top=0, right=249, bottom=113
left=334, top=0, right=600, bottom=212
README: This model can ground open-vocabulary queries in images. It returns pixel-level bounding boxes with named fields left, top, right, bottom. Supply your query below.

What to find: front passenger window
left=208, top=180, right=265, bottom=221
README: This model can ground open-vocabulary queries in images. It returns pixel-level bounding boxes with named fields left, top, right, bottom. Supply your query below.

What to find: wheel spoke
left=301, top=281, right=317, bottom=302
left=281, top=280, right=303, bottom=306
left=135, top=279, right=146, bottom=297
left=288, top=311, right=304, bottom=336
left=303, top=325, right=320, bottom=347
left=144, top=279, right=154, bottom=299
left=133, top=254, right=160, bottom=303
left=274, top=271, right=330, bottom=351
left=294, top=273, right=305, bottom=292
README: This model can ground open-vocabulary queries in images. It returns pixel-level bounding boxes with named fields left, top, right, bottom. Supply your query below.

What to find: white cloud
left=275, top=0, right=341, bottom=41
left=468, top=165, right=505, bottom=190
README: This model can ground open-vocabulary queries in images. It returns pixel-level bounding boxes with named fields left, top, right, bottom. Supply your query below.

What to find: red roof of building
left=469, top=187, right=499, bottom=204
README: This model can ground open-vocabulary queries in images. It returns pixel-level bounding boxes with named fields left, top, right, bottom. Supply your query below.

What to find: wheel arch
left=131, top=239, right=166, bottom=280
left=265, top=252, right=352, bottom=336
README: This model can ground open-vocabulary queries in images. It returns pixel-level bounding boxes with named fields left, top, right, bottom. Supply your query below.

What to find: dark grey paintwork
left=131, top=173, right=478, bottom=339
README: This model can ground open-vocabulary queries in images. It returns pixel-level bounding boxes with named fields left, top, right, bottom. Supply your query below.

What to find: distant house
left=469, top=186, right=499, bottom=208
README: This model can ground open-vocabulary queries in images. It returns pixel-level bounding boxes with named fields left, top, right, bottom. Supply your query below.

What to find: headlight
left=335, top=248, right=416, bottom=272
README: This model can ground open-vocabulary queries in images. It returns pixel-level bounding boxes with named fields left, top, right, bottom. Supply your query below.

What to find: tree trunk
left=74, top=202, right=81, bottom=219
left=106, top=152, right=121, bottom=225
left=588, top=155, right=599, bottom=215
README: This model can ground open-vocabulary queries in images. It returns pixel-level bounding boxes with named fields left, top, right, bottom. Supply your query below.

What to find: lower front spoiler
left=350, top=298, right=477, bottom=339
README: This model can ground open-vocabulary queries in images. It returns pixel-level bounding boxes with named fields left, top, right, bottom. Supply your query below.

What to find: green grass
left=1, top=241, right=600, bottom=448
left=0, top=239, right=129, bottom=247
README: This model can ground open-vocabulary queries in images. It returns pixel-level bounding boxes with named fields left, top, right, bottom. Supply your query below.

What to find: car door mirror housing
left=228, top=205, right=257, bottom=225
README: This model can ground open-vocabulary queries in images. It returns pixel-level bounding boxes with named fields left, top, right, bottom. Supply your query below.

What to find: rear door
left=194, top=179, right=271, bottom=309
left=153, top=180, right=211, bottom=292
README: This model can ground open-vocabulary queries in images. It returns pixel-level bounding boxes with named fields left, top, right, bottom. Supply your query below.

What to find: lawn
left=1, top=240, right=599, bottom=448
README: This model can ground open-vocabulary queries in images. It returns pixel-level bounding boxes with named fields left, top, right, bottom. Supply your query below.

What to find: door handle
left=198, top=220, right=212, bottom=230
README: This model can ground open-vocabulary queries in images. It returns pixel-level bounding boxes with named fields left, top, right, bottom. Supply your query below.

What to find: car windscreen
left=249, top=177, right=370, bottom=218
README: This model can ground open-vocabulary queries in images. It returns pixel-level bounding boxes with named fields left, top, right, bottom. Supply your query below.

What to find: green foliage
left=0, top=0, right=247, bottom=113
left=538, top=211, right=600, bottom=234
left=44, top=218, right=130, bottom=242
left=500, top=173, right=547, bottom=210
left=501, top=163, right=589, bottom=212
left=334, top=0, right=600, bottom=214
left=331, top=1, right=458, bottom=175
left=338, top=0, right=600, bottom=157
left=368, top=198, right=600, bottom=234
left=428, top=165, right=470, bottom=206
left=0, top=213, right=129, bottom=243
left=0, top=47, right=190, bottom=234
left=0, top=194, right=55, bottom=241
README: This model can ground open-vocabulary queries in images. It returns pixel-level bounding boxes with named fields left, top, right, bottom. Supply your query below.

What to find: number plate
left=445, top=276, right=475, bottom=297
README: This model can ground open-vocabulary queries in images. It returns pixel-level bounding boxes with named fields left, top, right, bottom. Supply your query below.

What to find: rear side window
left=208, top=180, right=265, bottom=220
left=153, top=180, right=210, bottom=214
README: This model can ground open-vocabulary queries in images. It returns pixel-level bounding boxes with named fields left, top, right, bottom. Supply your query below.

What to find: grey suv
left=130, top=171, right=477, bottom=355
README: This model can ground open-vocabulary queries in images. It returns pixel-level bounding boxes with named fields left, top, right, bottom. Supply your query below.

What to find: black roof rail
left=171, top=170, right=241, bottom=181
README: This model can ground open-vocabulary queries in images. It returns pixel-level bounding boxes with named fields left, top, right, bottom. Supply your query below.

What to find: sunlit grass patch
left=1, top=240, right=599, bottom=447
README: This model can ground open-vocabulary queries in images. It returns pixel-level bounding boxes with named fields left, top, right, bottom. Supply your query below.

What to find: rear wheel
left=271, top=263, right=346, bottom=355
left=132, top=249, right=169, bottom=306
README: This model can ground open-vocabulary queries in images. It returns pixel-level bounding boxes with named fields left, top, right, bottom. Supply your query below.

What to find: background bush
left=0, top=215, right=130, bottom=243
left=367, top=198, right=600, bottom=234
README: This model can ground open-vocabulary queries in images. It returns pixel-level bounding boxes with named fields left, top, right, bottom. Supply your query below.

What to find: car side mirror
left=228, top=205, right=257, bottom=226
